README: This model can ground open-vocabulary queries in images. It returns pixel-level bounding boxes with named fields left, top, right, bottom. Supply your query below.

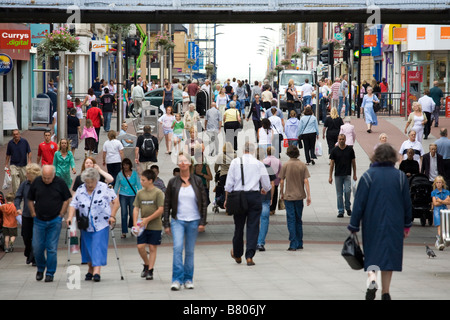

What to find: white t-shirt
left=103, top=139, right=124, bottom=164
left=399, top=139, right=424, bottom=162
left=159, top=114, right=175, bottom=131
left=301, top=83, right=313, bottom=97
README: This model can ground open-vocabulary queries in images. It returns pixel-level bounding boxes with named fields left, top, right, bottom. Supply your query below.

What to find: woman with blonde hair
left=323, top=107, right=343, bottom=154
left=404, top=101, right=427, bottom=142
left=361, top=86, right=380, bottom=133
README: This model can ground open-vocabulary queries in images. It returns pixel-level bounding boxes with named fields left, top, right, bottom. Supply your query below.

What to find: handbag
left=278, top=195, right=285, bottom=210
left=226, top=158, right=248, bottom=216
left=341, top=233, right=364, bottom=270
left=373, top=100, right=381, bottom=113
left=76, top=193, right=95, bottom=231
left=297, top=115, right=312, bottom=149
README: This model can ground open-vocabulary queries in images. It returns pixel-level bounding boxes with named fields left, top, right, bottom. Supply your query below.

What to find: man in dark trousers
left=225, top=141, right=271, bottom=266
left=329, top=134, right=357, bottom=218
left=100, top=87, right=116, bottom=132
left=28, top=165, right=72, bottom=282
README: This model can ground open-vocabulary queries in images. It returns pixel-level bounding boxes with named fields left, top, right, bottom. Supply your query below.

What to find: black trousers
left=302, top=132, right=317, bottom=164
left=21, top=216, right=34, bottom=260
left=424, top=111, right=432, bottom=138
left=94, top=127, right=101, bottom=153
left=224, top=121, right=240, bottom=151
left=232, top=191, right=262, bottom=259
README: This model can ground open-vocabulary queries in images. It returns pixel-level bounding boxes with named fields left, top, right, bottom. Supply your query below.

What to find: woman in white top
left=159, top=106, right=175, bottom=154
left=82, top=88, right=97, bottom=113
left=268, top=107, right=284, bottom=158
left=215, top=87, right=229, bottom=116
left=102, top=130, right=124, bottom=187
left=404, top=102, right=427, bottom=142
left=258, top=118, right=274, bottom=156
left=182, top=86, right=190, bottom=114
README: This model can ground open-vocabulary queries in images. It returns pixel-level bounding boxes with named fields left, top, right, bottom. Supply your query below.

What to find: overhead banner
left=392, top=27, right=407, bottom=42
left=0, top=29, right=31, bottom=50
left=89, top=40, right=107, bottom=52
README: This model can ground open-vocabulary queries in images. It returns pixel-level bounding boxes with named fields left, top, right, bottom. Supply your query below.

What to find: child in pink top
left=80, top=119, right=98, bottom=157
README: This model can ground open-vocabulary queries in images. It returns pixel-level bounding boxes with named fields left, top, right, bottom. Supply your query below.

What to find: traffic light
left=320, top=43, right=334, bottom=66
left=126, top=36, right=140, bottom=57
left=345, top=30, right=354, bottom=50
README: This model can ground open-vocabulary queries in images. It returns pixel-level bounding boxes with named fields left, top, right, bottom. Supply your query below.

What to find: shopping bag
left=315, top=141, right=323, bottom=157
left=3, top=167, right=11, bottom=190
left=341, top=233, right=364, bottom=270
left=283, top=139, right=289, bottom=148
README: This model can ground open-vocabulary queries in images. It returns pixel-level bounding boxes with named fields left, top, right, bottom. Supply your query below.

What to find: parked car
left=130, top=88, right=183, bottom=117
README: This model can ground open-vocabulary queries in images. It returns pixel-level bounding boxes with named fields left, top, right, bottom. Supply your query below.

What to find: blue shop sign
left=0, top=53, right=13, bottom=76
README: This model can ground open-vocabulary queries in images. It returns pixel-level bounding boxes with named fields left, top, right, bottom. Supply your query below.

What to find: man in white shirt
left=230, top=78, right=238, bottom=94
left=225, top=141, right=271, bottom=266
left=399, top=130, right=425, bottom=164
left=301, top=79, right=314, bottom=107
left=131, top=84, right=145, bottom=114
left=418, top=90, right=435, bottom=139
left=204, top=102, right=222, bottom=156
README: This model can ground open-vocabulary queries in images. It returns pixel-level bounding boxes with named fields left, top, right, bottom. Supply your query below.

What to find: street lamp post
left=57, top=51, right=66, bottom=141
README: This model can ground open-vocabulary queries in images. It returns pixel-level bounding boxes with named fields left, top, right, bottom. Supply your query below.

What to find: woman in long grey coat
left=348, top=143, right=412, bottom=300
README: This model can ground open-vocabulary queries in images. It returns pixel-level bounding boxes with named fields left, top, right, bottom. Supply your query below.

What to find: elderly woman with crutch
left=67, top=168, right=120, bottom=282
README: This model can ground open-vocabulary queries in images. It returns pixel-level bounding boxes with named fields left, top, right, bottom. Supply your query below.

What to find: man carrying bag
left=225, top=142, right=271, bottom=266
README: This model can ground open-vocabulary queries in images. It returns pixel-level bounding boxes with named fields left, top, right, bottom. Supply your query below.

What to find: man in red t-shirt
left=37, top=131, right=58, bottom=165
left=187, top=79, right=199, bottom=104
left=380, top=78, right=389, bottom=109
left=86, top=100, right=104, bottom=154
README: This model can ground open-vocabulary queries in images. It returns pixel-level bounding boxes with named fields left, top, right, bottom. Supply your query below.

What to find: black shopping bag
left=341, top=233, right=364, bottom=270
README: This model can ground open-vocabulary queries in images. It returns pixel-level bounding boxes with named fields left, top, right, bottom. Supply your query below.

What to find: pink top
left=80, top=126, right=98, bottom=142
left=339, top=123, right=356, bottom=146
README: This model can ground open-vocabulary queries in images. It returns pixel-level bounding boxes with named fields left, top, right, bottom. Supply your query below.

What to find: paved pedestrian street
left=1, top=114, right=449, bottom=305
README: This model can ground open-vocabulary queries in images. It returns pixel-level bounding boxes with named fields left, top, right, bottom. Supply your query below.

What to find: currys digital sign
left=0, top=30, right=31, bottom=50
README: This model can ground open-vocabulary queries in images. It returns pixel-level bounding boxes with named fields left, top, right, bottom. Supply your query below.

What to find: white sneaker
left=171, top=281, right=181, bottom=291
left=184, top=280, right=194, bottom=289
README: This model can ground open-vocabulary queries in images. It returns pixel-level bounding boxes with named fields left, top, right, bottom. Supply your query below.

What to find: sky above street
left=216, top=23, right=280, bottom=83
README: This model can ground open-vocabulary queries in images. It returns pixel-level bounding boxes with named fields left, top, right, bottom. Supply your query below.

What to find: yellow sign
left=383, top=24, right=401, bottom=45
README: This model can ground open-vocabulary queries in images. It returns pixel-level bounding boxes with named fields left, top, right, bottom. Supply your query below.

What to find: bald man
left=28, top=165, right=72, bottom=282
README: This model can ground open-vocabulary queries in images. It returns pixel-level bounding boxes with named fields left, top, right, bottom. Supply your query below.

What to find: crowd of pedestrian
left=1, top=73, right=450, bottom=301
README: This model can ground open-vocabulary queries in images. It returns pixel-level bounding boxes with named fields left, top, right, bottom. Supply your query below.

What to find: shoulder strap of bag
left=240, top=157, right=245, bottom=186
left=300, top=115, right=311, bottom=135
left=124, top=172, right=137, bottom=195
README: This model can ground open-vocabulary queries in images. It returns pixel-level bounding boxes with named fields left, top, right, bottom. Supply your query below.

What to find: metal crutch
left=66, top=226, right=71, bottom=266
left=110, top=226, right=124, bottom=280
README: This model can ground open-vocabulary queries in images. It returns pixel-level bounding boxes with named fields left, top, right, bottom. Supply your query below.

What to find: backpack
left=141, top=136, right=155, bottom=158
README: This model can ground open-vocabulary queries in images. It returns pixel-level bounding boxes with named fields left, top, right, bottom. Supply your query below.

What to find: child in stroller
left=212, top=142, right=236, bottom=214
left=409, top=173, right=433, bottom=226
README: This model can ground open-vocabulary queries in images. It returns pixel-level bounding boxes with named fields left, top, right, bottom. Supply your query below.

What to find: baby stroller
left=409, top=173, right=433, bottom=226
left=212, top=171, right=226, bottom=214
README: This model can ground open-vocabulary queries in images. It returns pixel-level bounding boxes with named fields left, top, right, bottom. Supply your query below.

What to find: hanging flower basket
left=37, top=26, right=80, bottom=60
left=186, top=58, right=196, bottom=67
left=274, top=65, right=284, bottom=72
left=291, top=52, right=302, bottom=59
left=205, top=64, right=214, bottom=71
left=299, top=46, right=314, bottom=54
left=281, top=59, right=291, bottom=66
left=324, top=38, right=343, bottom=49
left=164, top=41, right=176, bottom=50
left=155, top=31, right=171, bottom=47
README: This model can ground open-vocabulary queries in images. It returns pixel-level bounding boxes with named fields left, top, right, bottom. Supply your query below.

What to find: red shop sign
left=0, top=30, right=31, bottom=50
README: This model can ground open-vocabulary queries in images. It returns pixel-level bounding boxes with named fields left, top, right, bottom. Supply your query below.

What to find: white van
left=277, top=70, right=314, bottom=111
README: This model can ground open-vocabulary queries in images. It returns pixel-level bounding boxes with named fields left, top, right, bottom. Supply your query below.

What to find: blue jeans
left=32, top=216, right=62, bottom=276
left=171, top=219, right=200, bottom=284
left=338, top=97, right=349, bottom=116
left=335, top=175, right=351, bottom=214
left=284, top=200, right=304, bottom=249
left=103, top=112, right=112, bottom=132
left=119, top=195, right=135, bottom=234
left=257, top=200, right=271, bottom=246
left=239, top=99, right=246, bottom=116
